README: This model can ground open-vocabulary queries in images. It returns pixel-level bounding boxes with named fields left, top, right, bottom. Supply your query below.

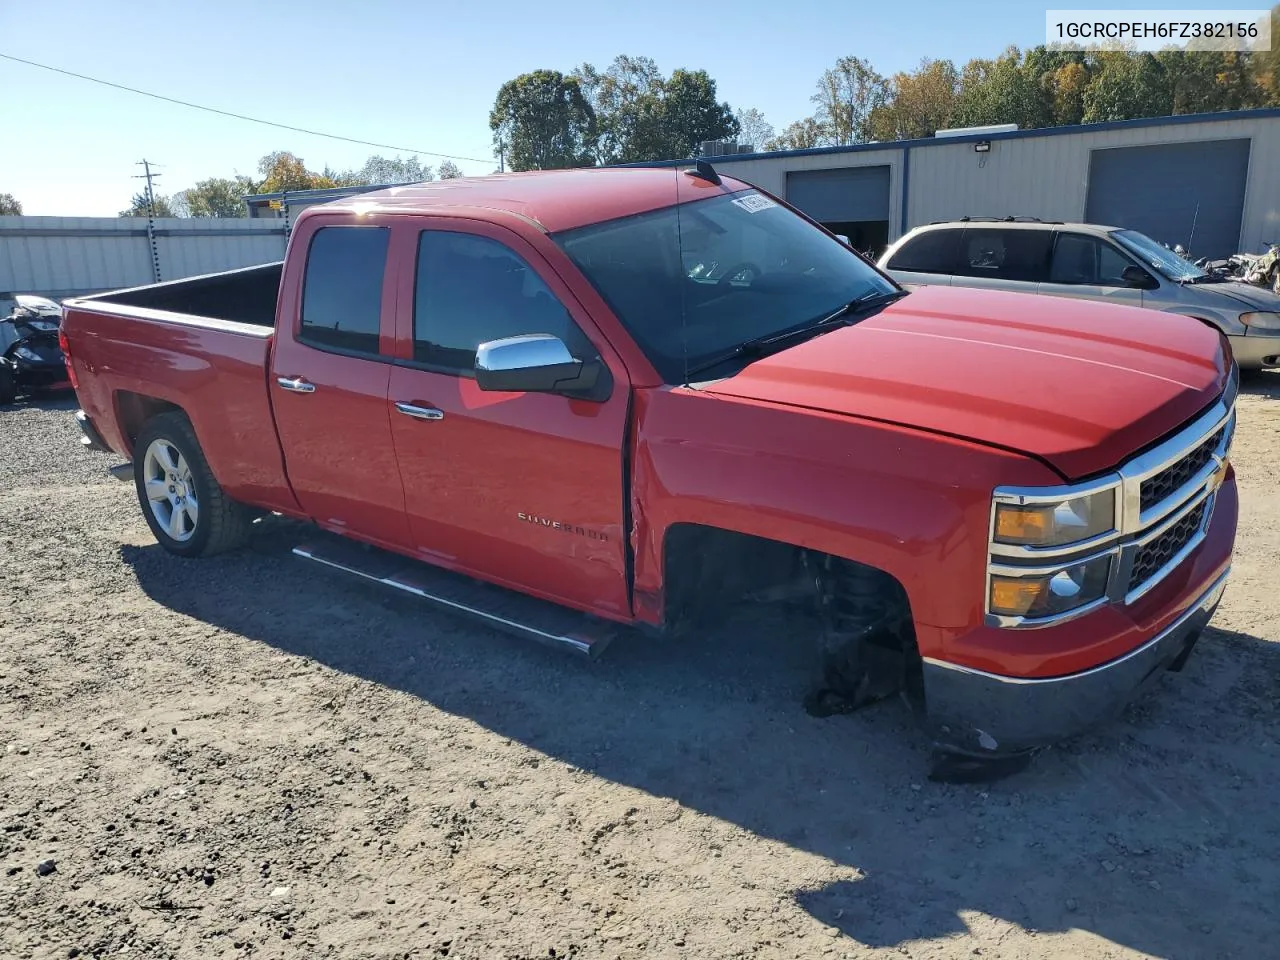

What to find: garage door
left=1085, top=139, right=1250, bottom=260
left=785, top=166, right=891, bottom=223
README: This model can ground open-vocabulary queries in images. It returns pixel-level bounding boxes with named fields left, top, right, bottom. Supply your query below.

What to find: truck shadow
left=120, top=523, right=1280, bottom=959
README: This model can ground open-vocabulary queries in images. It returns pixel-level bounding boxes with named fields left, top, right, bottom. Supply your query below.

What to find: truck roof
left=319, top=167, right=752, bottom=233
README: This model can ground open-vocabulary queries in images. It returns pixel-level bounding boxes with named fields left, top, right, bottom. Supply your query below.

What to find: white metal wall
left=0, top=216, right=288, bottom=300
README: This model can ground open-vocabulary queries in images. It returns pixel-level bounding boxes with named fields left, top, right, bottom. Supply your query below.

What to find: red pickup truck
left=61, top=166, right=1238, bottom=779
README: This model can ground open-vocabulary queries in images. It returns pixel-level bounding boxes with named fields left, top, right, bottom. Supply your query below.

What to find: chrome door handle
left=395, top=401, right=444, bottom=421
left=276, top=376, right=316, bottom=394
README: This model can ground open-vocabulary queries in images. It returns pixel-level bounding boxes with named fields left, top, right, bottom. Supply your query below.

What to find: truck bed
left=60, top=261, right=300, bottom=517
left=80, top=262, right=282, bottom=329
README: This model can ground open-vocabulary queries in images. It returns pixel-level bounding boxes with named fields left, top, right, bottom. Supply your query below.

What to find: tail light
left=58, top=327, right=79, bottom=389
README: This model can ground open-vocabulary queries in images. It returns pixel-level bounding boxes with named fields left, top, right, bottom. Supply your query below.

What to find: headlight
left=14, top=345, right=40, bottom=362
left=989, top=554, right=1112, bottom=620
left=1240, top=312, right=1280, bottom=331
left=992, top=488, right=1116, bottom=547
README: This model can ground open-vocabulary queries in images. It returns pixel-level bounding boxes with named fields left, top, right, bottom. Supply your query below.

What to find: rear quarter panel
left=629, top=385, right=1061, bottom=663
left=62, top=306, right=300, bottom=515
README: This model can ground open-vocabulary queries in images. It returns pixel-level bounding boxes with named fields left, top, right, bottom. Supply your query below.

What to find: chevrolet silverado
left=60, top=166, right=1239, bottom=779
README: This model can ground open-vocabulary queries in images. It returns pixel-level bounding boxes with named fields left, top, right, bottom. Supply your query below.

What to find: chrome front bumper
left=923, top=567, right=1230, bottom=756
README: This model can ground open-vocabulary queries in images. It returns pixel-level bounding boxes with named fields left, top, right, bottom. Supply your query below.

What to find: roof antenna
left=684, top=159, right=721, bottom=185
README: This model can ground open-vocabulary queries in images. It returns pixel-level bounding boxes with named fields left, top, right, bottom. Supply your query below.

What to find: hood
left=702, top=285, right=1230, bottom=480
left=1183, top=279, right=1280, bottom=312
left=14, top=294, right=62, bottom=316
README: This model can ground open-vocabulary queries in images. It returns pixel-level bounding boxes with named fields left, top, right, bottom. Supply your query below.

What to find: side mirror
left=1121, top=265, right=1157, bottom=289
left=475, top=334, right=604, bottom=398
left=835, top=234, right=851, bottom=245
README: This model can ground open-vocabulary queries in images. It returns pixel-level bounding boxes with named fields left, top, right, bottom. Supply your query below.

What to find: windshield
left=1112, top=229, right=1206, bottom=282
left=553, top=189, right=897, bottom=382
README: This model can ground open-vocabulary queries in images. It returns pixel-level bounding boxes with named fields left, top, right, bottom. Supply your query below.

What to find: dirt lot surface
left=2, top=375, right=1279, bottom=960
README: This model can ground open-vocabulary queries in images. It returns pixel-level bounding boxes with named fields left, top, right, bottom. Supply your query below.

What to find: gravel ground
left=2, top=376, right=1279, bottom=960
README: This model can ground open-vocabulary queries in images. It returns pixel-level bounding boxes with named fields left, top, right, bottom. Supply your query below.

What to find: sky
left=0, top=0, right=1232, bottom=217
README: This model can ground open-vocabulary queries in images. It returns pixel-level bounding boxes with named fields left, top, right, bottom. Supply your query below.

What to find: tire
left=0, top=363, right=16, bottom=405
left=133, top=411, right=252, bottom=557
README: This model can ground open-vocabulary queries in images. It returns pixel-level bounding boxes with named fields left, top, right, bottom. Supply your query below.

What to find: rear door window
left=885, top=229, right=961, bottom=274
left=957, top=228, right=1052, bottom=283
left=300, top=226, right=390, bottom=355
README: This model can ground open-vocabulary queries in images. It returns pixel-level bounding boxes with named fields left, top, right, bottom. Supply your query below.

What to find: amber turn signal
left=992, top=489, right=1115, bottom=548
left=989, top=576, right=1047, bottom=617
left=988, top=554, right=1112, bottom=621
left=994, top=506, right=1050, bottom=543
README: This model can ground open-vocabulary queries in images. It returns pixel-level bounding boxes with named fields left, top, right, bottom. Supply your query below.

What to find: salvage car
left=58, top=168, right=1238, bottom=779
left=878, top=219, right=1280, bottom=369
left=1, top=294, right=68, bottom=404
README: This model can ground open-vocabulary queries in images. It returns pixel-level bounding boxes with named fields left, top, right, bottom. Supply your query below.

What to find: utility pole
left=134, top=159, right=161, bottom=217
left=134, top=160, right=164, bottom=283
left=497, top=140, right=505, bottom=174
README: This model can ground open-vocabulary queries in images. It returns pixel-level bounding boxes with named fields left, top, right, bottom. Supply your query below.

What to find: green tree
left=437, top=160, right=463, bottom=179
left=811, top=56, right=889, bottom=145
left=764, top=117, right=826, bottom=151
left=1156, top=50, right=1264, bottom=114
left=573, top=55, right=664, bottom=164
left=953, top=46, right=1050, bottom=130
left=572, top=56, right=738, bottom=162
left=490, top=70, right=596, bottom=172
left=654, top=68, right=738, bottom=159
left=1082, top=51, right=1171, bottom=122
left=119, top=192, right=176, bottom=218
left=1252, top=6, right=1280, bottom=104
left=0, top=193, right=21, bottom=215
left=177, top=176, right=257, bottom=218
left=733, top=108, right=774, bottom=151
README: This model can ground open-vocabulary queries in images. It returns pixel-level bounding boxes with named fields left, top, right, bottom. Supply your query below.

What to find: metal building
left=0, top=216, right=287, bottom=301
left=650, top=108, right=1280, bottom=261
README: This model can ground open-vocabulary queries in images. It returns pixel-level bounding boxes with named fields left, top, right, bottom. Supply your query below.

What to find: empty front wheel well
left=660, top=523, right=917, bottom=652
left=114, top=391, right=184, bottom=453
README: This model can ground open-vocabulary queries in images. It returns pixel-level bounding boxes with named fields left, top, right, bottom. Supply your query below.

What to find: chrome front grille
left=1139, top=426, right=1225, bottom=513
left=986, top=365, right=1237, bottom=628
left=1128, top=500, right=1209, bottom=592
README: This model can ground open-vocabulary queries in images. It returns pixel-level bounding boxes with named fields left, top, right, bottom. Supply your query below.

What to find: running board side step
left=292, top=539, right=616, bottom=659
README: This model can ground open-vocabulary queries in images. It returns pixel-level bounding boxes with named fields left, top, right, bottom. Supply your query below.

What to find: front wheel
left=133, top=412, right=252, bottom=557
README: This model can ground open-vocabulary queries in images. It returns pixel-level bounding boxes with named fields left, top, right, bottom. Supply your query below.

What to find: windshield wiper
left=820, top=288, right=910, bottom=323
left=684, top=288, right=909, bottom=380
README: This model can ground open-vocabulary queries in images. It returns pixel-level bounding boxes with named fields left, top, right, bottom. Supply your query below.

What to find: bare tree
left=733, top=108, right=774, bottom=151
left=811, top=56, right=890, bottom=145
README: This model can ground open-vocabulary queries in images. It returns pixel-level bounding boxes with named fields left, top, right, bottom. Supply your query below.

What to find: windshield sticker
left=732, top=194, right=778, bottom=214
